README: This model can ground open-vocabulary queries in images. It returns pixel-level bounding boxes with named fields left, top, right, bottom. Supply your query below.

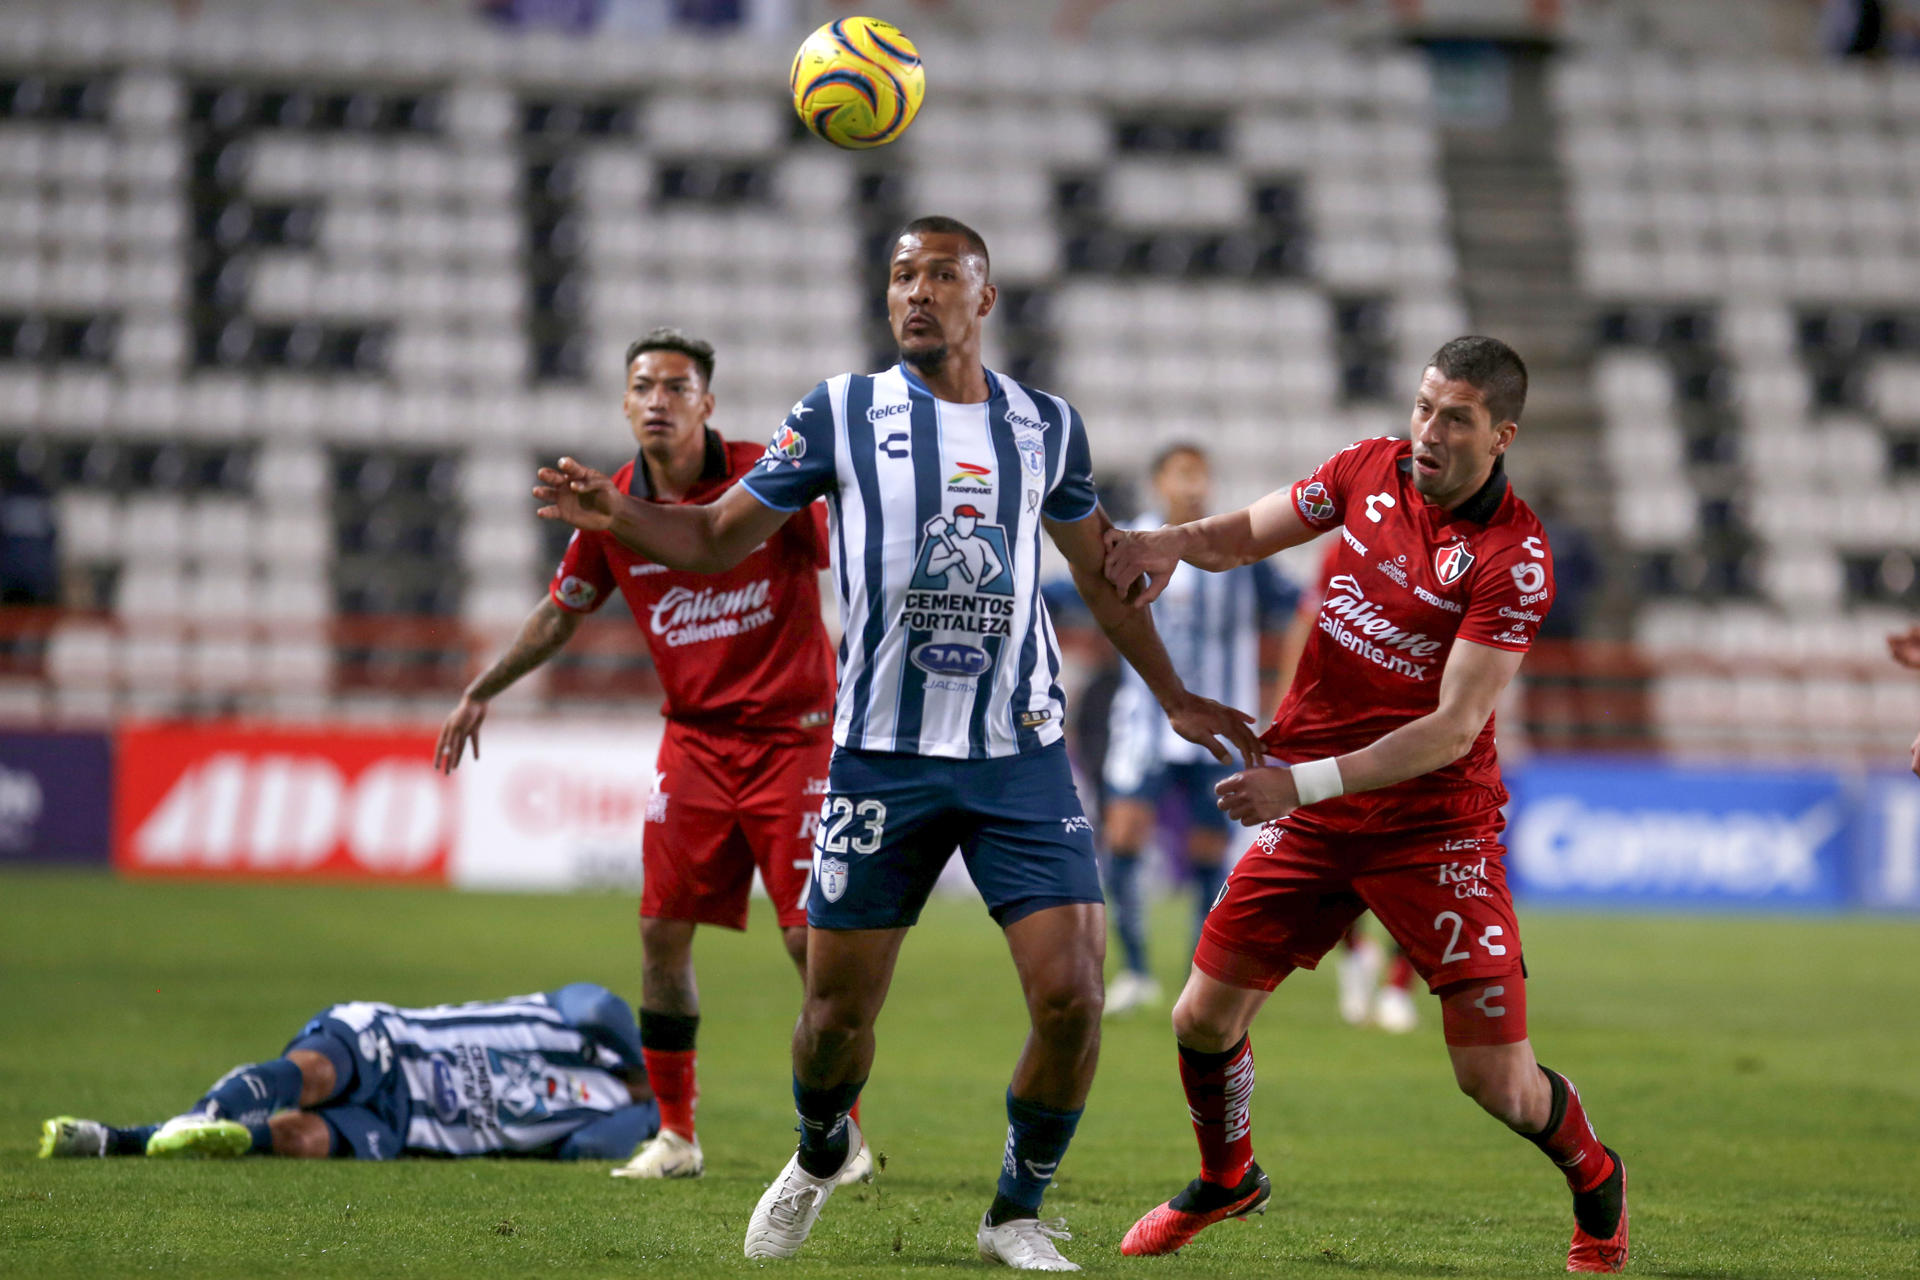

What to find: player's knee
left=1029, top=981, right=1101, bottom=1046
left=269, top=1111, right=333, bottom=1159
left=1453, top=1061, right=1531, bottom=1126
left=799, top=992, right=870, bottom=1054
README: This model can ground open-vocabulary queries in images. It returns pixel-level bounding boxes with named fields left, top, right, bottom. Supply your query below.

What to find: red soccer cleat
left=1120, top=1165, right=1271, bottom=1257
left=1567, top=1147, right=1629, bottom=1273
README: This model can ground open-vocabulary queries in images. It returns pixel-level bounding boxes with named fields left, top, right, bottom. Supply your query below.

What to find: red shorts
left=1197, top=823, right=1525, bottom=1026
left=641, top=722, right=831, bottom=931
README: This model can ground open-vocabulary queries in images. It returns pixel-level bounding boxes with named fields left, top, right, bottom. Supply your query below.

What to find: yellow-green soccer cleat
left=145, top=1115, right=251, bottom=1159
left=39, top=1116, right=109, bottom=1158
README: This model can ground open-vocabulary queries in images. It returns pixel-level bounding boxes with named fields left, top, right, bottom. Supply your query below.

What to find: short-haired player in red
left=1103, top=337, right=1627, bottom=1272
left=434, top=329, right=866, bottom=1184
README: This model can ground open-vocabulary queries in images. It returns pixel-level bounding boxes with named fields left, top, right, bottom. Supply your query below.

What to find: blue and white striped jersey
left=741, top=363, right=1098, bottom=760
left=1105, top=514, right=1298, bottom=785
left=321, top=989, right=642, bottom=1158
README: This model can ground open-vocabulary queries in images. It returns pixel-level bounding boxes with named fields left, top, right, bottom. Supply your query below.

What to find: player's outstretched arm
left=435, top=597, right=583, bottom=773
left=1051, top=505, right=1264, bottom=767
left=1103, top=488, right=1318, bottom=605
left=533, top=457, right=792, bottom=574
left=1214, top=639, right=1525, bottom=825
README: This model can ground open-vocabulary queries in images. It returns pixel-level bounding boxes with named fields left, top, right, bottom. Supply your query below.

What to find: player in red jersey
left=435, top=329, right=866, bottom=1184
left=1104, top=337, right=1628, bottom=1272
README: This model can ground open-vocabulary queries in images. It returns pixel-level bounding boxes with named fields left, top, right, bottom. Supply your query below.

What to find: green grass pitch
left=2, top=869, right=1916, bottom=1278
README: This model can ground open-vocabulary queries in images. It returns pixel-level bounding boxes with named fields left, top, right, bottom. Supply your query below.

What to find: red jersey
left=1264, top=436, right=1554, bottom=839
left=549, top=431, right=835, bottom=737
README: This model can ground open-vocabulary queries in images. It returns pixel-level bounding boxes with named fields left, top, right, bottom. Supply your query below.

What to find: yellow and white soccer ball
left=789, top=16, right=925, bottom=150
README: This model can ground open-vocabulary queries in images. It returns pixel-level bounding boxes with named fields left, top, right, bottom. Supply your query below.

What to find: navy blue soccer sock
left=988, top=1091, right=1083, bottom=1223
left=1104, top=852, right=1149, bottom=975
left=108, top=1124, right=158, bottom=1155
left=793, top=1076, right=865, bottom=1179
left=194, top=1058, right=304, bottom=1126
left=1190, top=861, right=1225, bottom=952
left=247, top=1122, right=274, bottom=1154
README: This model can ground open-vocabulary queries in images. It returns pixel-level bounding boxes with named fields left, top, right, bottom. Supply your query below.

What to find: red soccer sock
left=850, top=1097, right=862, bottom=1129
left=642, top=1048, right=697, bottom=1140
left=1386, top=951, right=1415, bottom=991
left=1176, top=1034, right=1257, bottom=1188
left=1527, top=1067, right=1614, bottom=1194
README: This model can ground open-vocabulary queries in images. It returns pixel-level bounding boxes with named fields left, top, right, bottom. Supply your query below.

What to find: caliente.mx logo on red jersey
left=1434, top=537, right=1474, bottom=587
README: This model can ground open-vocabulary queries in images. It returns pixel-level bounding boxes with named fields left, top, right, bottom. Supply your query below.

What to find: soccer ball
left=789, top=16, right=925, bottom=150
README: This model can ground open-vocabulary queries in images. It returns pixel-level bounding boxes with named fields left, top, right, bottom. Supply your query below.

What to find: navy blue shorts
left=285, top=1011, right=409, bottom=1161
left=808, top=742, right=1103, bottom=930
left=1107, top=761, right=1236, bottom=833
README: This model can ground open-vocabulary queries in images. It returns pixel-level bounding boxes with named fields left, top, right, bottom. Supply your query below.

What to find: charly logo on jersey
left=556, top=575, right=598, bottom=609
left=818, top=855, right=849, bottom=902
left=759, top=422, right=807, bottom=469
left=1434, top=538, right=1475, bottom=587
left=1297, top=481, right=1335, bottom=523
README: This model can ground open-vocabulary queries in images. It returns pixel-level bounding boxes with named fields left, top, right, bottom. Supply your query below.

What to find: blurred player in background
left=535, top=217, right=1259, bottom=1271
left=1105, top=338, right=1629, bottom=1273
left=436, top=329, right=868, bottom=1183
left=1100, top=443, right=1297, bottom=1016
left=1887, top=623, right=1920, bottom=774
left=40, top=984, right=658, bottom=1162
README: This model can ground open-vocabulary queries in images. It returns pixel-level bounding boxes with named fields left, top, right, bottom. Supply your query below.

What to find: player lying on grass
left=1103, top=337, right=1629, bottom=1273
left=40, top=984, right=660, bottom=1162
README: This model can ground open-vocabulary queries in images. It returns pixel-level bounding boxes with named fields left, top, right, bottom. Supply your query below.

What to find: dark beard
left=901, top=343, right=948, bottom=375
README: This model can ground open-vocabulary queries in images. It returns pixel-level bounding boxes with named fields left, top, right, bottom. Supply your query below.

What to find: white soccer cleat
left=837, top=1140, right=875, bottom=1186
left=1372, top=984, right=1419, bottom=1034
left=611, top=1128, right=704, bottom=1179
left=1103, top=970, right=1162, bottom=1018
left=977, top=1213, right=1081, bottom=1271
left=743, top=1118, right=861, bottom=1260
left=1337, top=937, right=1383, bottom=1026
left=39, top=1116, right=108, bottom=1158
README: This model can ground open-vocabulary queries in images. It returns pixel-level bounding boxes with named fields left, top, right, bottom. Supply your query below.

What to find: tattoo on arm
left=467, top=598, right=581, bottom=701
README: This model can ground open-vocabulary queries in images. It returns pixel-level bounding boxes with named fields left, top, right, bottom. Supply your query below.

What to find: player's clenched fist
left=1214, top=765, right=1299, bottom=826
left=534, top=457, right=618, bottom=532
left=1102, top=525, right=1180, bottom=605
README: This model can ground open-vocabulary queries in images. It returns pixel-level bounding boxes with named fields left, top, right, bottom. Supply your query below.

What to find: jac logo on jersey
left=910, top=641, right=990, bottom=678
left=114, top=725, right=452, bottom=882
left=648, top=580, right=775, bottom=648
left=1297, top=481, right=1335, bottom=523
left=1434, top=538, right=1475, bottom=586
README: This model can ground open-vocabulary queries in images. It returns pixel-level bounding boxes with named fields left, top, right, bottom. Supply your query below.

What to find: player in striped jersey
left=535, top=216, right=1260, bottom=1270
left=38, top=985, right=660, bottom=1162
left=1100, top=443, right=1298, bottom=1016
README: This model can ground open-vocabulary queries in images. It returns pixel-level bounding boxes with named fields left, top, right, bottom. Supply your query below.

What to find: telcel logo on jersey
left=910, top=641, right=990, bottom=678
left=1318, top=573, right=1442, bottom=681
left=648, top=580, right=775, bottom=647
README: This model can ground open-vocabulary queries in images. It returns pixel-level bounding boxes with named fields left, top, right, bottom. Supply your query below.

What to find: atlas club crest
left=1434, top=538, right=1474, bottom=587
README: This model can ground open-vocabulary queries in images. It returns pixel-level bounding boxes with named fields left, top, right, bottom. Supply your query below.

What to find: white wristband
left=1290, top=757, right=1345, bottom=806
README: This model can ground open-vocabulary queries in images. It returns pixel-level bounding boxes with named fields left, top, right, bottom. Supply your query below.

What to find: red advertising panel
left=114, top=723, right=452, bottom=884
